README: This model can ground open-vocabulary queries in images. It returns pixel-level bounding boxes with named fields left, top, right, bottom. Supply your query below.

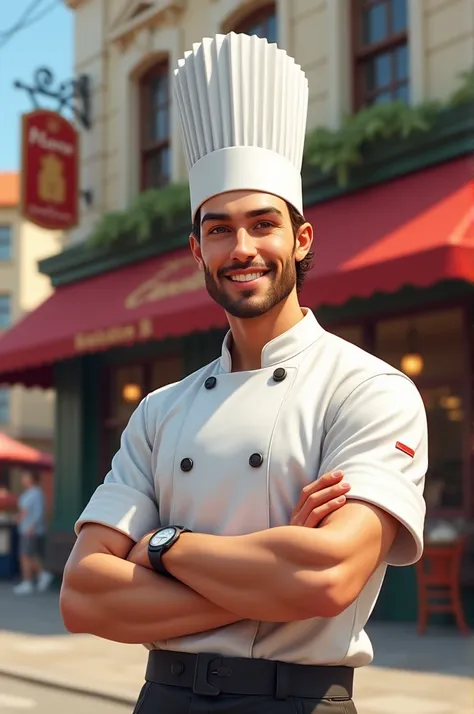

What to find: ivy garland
left=88, top=68, right=474, bottom=248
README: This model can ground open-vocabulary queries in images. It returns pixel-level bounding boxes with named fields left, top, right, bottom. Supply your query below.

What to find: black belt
left=146, top=650, right=354, bottom=699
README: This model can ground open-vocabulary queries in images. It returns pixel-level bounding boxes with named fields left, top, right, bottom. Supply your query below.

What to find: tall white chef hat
left=173, top=32, right=309, bottom=220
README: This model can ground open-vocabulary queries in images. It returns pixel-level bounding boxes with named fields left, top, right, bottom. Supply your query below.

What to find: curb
left=0, top=666, right=137, bottom=706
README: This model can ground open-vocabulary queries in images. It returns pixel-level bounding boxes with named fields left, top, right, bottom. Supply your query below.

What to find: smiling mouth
left=225, top=271, right=270, bottom=283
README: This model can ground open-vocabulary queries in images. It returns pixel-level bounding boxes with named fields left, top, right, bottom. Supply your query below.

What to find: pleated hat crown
left=173, top=32, right=309, bottom=219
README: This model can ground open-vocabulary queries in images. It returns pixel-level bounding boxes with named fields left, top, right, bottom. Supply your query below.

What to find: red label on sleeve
left=396, top=441, right=415, bottom=458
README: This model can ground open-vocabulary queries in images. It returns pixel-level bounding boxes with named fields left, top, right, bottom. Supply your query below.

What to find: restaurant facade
left=0, top=0, right=473, bottom=624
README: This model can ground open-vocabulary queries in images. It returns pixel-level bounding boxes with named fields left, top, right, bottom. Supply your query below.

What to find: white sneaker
left=37, top=571, right=54, bottom=592
left=13, top=581, right=35, bottom=595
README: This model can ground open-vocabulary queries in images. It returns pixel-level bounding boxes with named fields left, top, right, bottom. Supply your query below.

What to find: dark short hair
left=192, top=201, right=314, bottom=293
left=21, top=470, right=40, bottom=485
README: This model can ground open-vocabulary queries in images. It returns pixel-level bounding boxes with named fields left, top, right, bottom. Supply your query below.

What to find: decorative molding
left=108, top=0, right=185, bottom=47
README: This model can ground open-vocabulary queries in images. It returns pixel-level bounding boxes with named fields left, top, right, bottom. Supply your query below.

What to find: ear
left=294, top=222, right=313, bottom=262
left=189, top=233, right=204, bottom=271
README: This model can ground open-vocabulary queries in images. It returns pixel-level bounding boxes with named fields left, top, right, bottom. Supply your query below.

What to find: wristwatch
left=147, top=525, right=191, bottom=577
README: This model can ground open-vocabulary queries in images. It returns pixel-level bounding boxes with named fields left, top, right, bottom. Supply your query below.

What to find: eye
left=208, top=225, right=230, bottom=235
left=255, top=221, right=274, bottom=230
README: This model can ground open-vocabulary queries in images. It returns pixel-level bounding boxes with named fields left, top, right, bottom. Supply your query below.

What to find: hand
left=290, top=471, right=350, bottom=527
left=126, top=530, right=156, bottom=570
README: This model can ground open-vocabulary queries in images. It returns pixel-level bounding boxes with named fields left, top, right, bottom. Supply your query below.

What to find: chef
left=60, top=32, right=428, bottom=714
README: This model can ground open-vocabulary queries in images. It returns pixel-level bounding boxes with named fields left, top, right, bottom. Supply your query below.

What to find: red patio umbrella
left=0, top=432, right=53, bottom=469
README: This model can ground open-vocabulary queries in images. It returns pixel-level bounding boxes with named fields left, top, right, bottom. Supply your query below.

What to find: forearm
left=164, top=526, right=343, bottom=622
left=60, top=552, right=242, bottom=644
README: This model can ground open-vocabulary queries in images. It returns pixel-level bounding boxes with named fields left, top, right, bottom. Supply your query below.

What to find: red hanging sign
left=20, top=109, right=79, bottom=231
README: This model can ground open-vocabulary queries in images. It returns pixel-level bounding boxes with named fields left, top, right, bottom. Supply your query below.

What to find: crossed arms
left=60, top=471, right=359, bottom=644
left=60, top=497, right=398, bottom=644
left=60, top=374, right=427, bottom=645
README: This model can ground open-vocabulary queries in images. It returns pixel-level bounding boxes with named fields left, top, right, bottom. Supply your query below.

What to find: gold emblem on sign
left=125, top=255, right=203, bottom=310
left=38, top=154, right=66, bottom=204
left=46, top=117, right=61, bottom=134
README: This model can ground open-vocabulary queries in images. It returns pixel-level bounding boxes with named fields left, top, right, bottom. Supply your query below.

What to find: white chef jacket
left=76, top=309, right=427, bottom=667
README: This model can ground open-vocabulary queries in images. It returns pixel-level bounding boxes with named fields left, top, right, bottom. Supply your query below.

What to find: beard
left=203, top=256, right=297, bottom=318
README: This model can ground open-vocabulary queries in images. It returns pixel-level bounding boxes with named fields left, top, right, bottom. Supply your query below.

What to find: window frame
left=0, top=294, right=11, bottom=330
left=232, top=2, right=277, bottom=43
left=139, top=60, right=171, bottom=191
left=351, top=0, right=409, bottom=110
left=0, top=225, right=12, bottom=262
left=0, top=388, right=9, bottom=424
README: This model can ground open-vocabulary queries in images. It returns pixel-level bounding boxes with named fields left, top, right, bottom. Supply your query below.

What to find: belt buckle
left=192, top=653, right=220, bottom=697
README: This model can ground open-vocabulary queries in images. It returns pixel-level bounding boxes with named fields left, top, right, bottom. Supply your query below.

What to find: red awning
left=0, top=157, right=472, bottom=387
left=300, top=156, right=474, bottom=306
left=0, top=432, right=53, bottom=469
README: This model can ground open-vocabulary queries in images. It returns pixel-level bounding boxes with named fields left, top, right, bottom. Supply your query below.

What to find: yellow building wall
left=66, top=0, right=474, bottom=245
left=424, top=0, right=474, bottom=101
left=0, top=205, right=61, bottom=450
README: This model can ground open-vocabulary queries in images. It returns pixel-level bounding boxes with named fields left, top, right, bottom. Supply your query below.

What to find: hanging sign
left=20, top=109, right=79, bottom=231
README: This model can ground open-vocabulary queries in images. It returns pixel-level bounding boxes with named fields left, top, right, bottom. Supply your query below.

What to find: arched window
left=352, top=0, right=409, bottom=109
left=233, top=3, right=277, bottom=44
left=139, top=60, right=171, bottom=190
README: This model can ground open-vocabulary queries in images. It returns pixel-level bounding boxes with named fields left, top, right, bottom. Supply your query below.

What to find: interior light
left=122, top=383, right=142, bottom=403
left=440, top=395, right=462, bottom=410
left=400, top=353, right=424, bottom=377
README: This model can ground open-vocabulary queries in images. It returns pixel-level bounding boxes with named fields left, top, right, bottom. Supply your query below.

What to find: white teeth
left=229, top=272, right=266, bottom=282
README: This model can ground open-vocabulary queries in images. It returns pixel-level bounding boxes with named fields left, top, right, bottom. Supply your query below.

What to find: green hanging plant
left=87, top=210, right=132, bottom=247
left=88, top=182, right=190, bottom=247
left=304, top=100, right=441, bottom=186
left=304, top=121, right=364, bottom=187
left=449, top=67, right=474, bottom=105
left=87, top=67, right=474, bottom=248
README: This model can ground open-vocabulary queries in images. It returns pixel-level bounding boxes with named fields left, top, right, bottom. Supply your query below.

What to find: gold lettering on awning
left=74, top=324, right=137, bottom=352
left=125, top=255, right=203, bottom=310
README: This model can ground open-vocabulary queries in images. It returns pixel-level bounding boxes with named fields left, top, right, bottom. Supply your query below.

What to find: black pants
left=133, top=681, right=358, bottom=714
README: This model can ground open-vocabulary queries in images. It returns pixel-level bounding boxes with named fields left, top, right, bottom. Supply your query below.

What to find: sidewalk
left=0, top=583, right=472, bottom=713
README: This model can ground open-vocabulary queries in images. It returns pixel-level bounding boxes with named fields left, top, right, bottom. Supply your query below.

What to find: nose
left=229, top=227, right=258, bottom=262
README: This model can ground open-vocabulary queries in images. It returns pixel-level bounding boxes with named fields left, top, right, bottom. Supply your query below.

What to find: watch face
left=150, top=527, right=176, bottom=548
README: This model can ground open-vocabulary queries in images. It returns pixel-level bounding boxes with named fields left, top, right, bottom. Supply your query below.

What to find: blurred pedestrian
left=13, top=470, right=53, bottom=595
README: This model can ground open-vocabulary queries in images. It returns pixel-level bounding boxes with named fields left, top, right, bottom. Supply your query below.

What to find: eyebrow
left=201, top=206, right=284, bottom=226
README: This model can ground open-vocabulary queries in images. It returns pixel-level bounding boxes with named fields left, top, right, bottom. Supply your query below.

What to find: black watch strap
left=148, top=526, right=190, bottom=577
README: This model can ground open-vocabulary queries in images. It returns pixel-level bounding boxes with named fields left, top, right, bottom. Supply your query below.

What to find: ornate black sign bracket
left=14, top=67, right=92, bottom=130
left=15, top=67, right=94, bottom=207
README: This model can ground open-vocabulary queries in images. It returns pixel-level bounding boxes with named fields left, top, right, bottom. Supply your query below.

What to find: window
left=352, top=0, right=409, bottom=109
left=0, top=295, right=11, bottom=329
left=102, top=357, right=182, bottom=474
left=140, top=61, right=171, bottom=190
left=0, top=226, right=12, bottom=261
left=376, top=310, right=464, bottom=382
left=419, top=385, right=465, bottom=511
left=0, top=389, right=9, bottom=424
left=233, top=3, right=277, bottom=44
left=328, top=325, right=365, bottom=349
left=376, top=309, right=467, bottom=512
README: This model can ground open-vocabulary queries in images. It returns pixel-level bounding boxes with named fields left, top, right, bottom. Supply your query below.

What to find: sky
left=0, top=0, right=74, bottom=171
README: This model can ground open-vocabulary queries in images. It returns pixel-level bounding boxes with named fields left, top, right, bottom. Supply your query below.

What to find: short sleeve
left=75, top=396, right=160, bottom=541
left=319, top=374, right=427, bottom=566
